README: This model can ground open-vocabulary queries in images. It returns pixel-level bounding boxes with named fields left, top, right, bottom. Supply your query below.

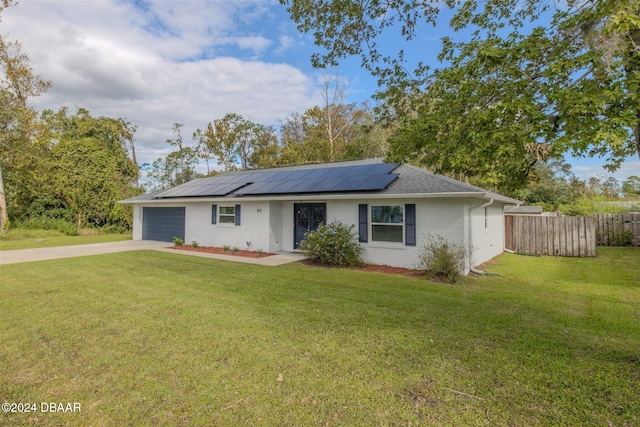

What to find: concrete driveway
left=0, top=240, right=305, bottom=266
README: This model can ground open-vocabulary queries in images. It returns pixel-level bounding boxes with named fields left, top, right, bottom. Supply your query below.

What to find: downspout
left=467, top=198, right=494, bottom=275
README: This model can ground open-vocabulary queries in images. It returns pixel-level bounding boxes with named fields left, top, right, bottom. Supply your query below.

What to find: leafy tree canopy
left=194, top=113, right=277, bottom=172
left=143, top=123, right=199, bottom=191
left=281, top=0, right=640, bottom=193
left=38, top=108, right=140, bottom=228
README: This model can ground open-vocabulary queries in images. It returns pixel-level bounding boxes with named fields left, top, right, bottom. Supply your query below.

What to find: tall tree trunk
left=634, top=108, right=640, bottom=159
left=0, top=162, right=7, bottom=234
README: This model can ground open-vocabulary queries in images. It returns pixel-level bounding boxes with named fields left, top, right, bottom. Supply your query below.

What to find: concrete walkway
left=0, top=240, right=306, bottom=266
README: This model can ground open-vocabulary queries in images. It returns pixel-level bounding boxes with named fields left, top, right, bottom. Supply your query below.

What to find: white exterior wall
left=326, top=198, right=467, bottom=270
left=132, top=197, right=507, bottom=272
left=185, top=201, right=271, bottom=252
left=467, top=202, right=505, bottom=268
left=268, top=201, right=284, bottom=253
left=133, top=201, right=272, bottom=253
left=133, top=204, right=143, bottom=240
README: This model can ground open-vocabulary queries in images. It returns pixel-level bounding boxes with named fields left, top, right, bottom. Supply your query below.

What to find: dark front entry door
left=294, top=203, right=326, bottom=249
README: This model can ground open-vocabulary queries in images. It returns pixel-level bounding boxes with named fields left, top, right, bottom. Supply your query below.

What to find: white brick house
left=121, top=159, right=520, bottom=274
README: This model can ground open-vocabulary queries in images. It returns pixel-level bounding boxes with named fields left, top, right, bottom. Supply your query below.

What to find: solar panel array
left=154, top=163, right=398, bottom=199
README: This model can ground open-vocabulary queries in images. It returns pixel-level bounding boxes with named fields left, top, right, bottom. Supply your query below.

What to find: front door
left=294, top=203, right=326, bottom=249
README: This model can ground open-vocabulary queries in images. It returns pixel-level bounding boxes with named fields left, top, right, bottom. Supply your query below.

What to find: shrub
left=17, top=217, right=78, bottom=236
left=173, top=236, right=184, bottom=246
left=99, top=223, right=130, bottom=234
left=607, top=228, right=634, bottom=246
left=299, top=221, right=363, bottom=267
left=191, top=240, right=199, bottom=248
left=419, top=235, right=467, bottom=283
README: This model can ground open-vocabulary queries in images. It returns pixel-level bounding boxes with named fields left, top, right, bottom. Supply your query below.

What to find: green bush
left=16, top=217, right=78, bottom=236
left=419, top=235, right=467, bottom=283
left=607, top=228, right=634, bottom=246
left=299, top=221, right=363, bottom=267
left=173, top=236, right=184, bottom=246
left=98, top=223, right=130, bottom=234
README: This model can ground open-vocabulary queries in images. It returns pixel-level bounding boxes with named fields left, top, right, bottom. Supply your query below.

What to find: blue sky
left=2, top=0, right=638, bottom=182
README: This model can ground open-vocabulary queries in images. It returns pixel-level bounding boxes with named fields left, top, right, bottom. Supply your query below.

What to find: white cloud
left=233, top=36, right=273, bottom=53
left=572, top=159, right=640, bottom=182
left=1, top=0, right=321, bottom=165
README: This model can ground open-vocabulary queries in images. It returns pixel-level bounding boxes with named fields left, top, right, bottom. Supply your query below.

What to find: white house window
left=219, top=206, right=236, bottom=224
left=371, top=205, right=403, bottom=243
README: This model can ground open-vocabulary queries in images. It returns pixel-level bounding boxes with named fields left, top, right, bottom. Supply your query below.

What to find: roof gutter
left=120, top=191, right=517, bottom=205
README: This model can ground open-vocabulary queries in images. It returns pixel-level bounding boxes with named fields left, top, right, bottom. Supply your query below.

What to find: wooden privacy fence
left=505, top=215, right=597, bottom=257
left=596, top=213, right=640, bottom=247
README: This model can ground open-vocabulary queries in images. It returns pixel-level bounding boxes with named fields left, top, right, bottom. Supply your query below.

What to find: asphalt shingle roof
left=121, top=159, right=520, bottom=204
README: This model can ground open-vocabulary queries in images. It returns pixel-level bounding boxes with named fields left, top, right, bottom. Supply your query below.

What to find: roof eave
left=120, top=191, right=522, bottom=204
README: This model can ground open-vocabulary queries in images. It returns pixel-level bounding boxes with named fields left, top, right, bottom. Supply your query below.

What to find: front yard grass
left=0, top=247, right=638, bottom=426
left=0, top=230, right=132, bottom=250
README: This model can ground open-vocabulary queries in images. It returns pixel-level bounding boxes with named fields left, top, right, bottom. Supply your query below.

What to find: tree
left=247, top=125, right=280, bottom=169
left=601, top=177, right=622, bottom=199
left=622, top=175, right=640, bottom=196
left=514, top=159, right=587, bottom=211
left=277, top=76, right=389, bottom=166
left=144, top=123, right=199, bottom=190
left=281, top=0, right=640, bottom=192
left=0, top=0, right=52, bottom=232
left=586, top=175, right=623, bottom=199
left=37, top=108, right=140, bottom=229
left=194, top=113, right=276, bottom=171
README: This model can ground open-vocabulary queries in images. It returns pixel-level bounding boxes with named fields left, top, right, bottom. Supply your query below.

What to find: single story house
left=121, top=158, right=520, bottom=274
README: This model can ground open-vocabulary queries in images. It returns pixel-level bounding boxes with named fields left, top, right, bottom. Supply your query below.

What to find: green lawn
left=0, top=248, right=638, bottom=426
left=0, top=231, right=132, bottom=250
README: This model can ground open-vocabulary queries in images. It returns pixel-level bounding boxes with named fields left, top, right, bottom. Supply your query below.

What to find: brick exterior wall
left=133, top=197, right=506, bottom=273
left=326, top=198, right=467, bottom=270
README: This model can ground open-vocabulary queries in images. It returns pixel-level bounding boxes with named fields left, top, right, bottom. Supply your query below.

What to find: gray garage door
left=142, top=207, right=185, bottom=242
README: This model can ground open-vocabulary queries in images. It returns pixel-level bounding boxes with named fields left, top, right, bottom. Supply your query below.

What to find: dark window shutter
left=358, top=204, right=368, bottom=243
left=211, top=205, right=217, bottom=224
left=405, top=204, right=416, bottom=246
left=235, top=204, right=241, bottom=226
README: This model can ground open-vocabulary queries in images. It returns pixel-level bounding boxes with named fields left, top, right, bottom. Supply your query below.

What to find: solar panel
left=286, top=178, right=325, bottom=193
left=340, top=164, right=373, bottom=177
left=330, top=175, right=370, bottom=191
left=356, top=173, right=398, bottom=190
left=156, top=181, right=250, bottom=198
left=365, top=163, right=396, bottom=175
left=236, top=181, right=269, bottom=194
left=154, top=162, right=399, bottom=197
left=311, top=177, right=343, bottom=192
left=287, top=169, right=315, bottom=180
left=303, top=167, right=335, bottom=179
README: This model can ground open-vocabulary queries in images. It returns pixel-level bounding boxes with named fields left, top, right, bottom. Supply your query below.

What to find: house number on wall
left=256, top=209, right=262, bottom=213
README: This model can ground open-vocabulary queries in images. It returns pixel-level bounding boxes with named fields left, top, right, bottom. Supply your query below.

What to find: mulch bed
left=171, top=246, right=425, bottom=278
left=301, top=259, right=424, bottom=278
left=170, top=245, right=275, bottom=258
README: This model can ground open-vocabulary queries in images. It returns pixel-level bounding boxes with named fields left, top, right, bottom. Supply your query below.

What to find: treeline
left=2, top=107, right=140, bottom=232
left=143, top=89, right=392, bottom=191
left=514, top=160, right=640, bottom=215
left=3, top=1, right=640, bottom=234
left=0, top=39, right=391, bottom=233
left=0, top=1, right=140, bottom=234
